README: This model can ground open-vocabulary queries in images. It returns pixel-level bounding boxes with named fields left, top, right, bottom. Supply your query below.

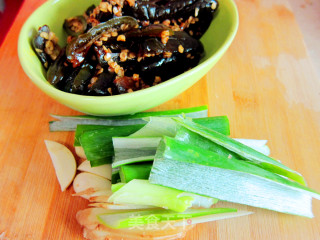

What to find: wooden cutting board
left=1, top=0, right=320, bottom=239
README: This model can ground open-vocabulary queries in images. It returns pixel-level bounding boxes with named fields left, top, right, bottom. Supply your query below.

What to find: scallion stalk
left=80, top=116, right=229, bottom=167
left=193, top=116, right=230, bottom=136
left=108, top=179, right=217, bottom=212
left=130, top=116, right=230, bottom=137
left=97, top=208, right=238, bottom=229
left=74, top=125, right=113, bottom=146
left=175, top=126, right=241, bottom=159
left=119, top=163, right=153, bottom=183
left=50, top=105, right=208, bottom=131
left=111, top=182, right=126, bottom=192
left=112, top=134, right=268, bottom=169
left=79, top=124, right=145, bottom=165
left=112, top=137, right=161, bottom=168
left=149, top=137, right=320, bottom=217
left=112, top=168, right=121, bottom=184
left=173, top=118, right=306, bottom=185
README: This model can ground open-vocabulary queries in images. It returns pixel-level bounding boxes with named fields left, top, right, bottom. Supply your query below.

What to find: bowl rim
left=18, top=0, right=239, bottom=103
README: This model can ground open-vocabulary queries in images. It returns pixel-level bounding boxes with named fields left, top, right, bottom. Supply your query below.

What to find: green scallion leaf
left=149, top=137, right=320, bottom=217
left=79, top=124, right=145, bottom=165
left=119, top=163, right=153, bottom=183
left=50, top=105, right=208, bottom=131
left=112, top=137, right=161, bottom=168
left=173, top=118, right=306, bottom=185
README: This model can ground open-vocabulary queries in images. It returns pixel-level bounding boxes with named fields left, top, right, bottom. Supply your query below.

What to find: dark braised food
left=33, top=0, right=218, bottom=96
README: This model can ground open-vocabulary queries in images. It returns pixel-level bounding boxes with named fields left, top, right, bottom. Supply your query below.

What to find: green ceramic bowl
left=18, top=0, right=238, bottom=116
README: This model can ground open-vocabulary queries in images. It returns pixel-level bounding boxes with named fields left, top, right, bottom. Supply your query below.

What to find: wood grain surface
left=1, top=0, right=320, bottom=239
